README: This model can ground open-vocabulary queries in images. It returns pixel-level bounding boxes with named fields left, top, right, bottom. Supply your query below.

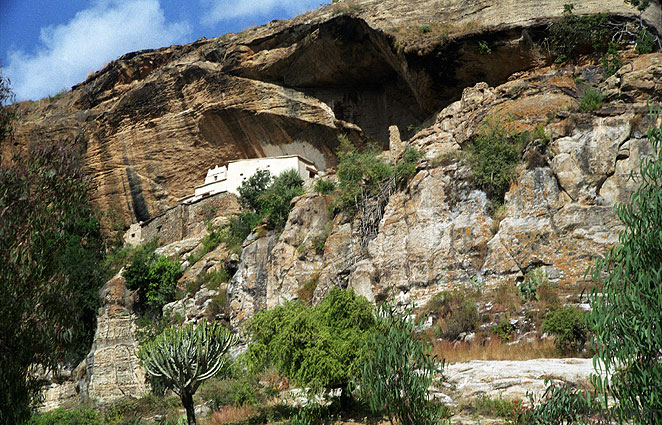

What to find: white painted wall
left=226, top=156, right=316, bottom=195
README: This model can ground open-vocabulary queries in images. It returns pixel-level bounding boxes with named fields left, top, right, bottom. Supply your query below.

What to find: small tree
left=587, top=108, right=662, bottom=424
left=356, top=304, right=443, bottom=425
left=246, top=288, right=376, bottom=407
left=138, top=320, right=236, bottom=425
left=238, top=169, right=272, bottom=212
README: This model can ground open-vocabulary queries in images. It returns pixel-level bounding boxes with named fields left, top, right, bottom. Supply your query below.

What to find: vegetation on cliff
left=0, top=74, right=106, bottom=424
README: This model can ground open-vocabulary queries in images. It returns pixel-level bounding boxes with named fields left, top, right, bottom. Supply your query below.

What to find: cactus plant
left=138, top=320, right=236, bottom=425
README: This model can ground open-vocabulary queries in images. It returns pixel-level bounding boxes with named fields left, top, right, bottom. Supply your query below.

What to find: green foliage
left=123, top=246, right=182, bottom=318
left=356, top=304, right=443, bottom=425
left=478, top=40, right=492, bottom=55
left=520, top=267, right=549, bottom=302
left=297, top=274, right=319, bottom=303
left=198, top=376, right=262, bottom=410
left=335, top=135, right=422, bottom=216
left=0, top=70, right=17, bottom=146
left=578, top=87, right=605, bottom=112
left=138, top=320, right=236, bottom=425
left=246, top=288, right=376, bottom=397
left=541, top=307, right=588, bottom=354
left=419, top=24, right=431, bottom=33
left=624, top=0, right=651, bottom=12
left=0, top=137, right=106, bottom=423
left=548, top=5, right=611, bottom=63
left=186, top=222, right=225, bottom=264
left=470, top=395, right=526, bottom=420
left=238, top=169, right=272, bottom=212
left=237, top=168, right=304, bottom=232
left=420, top=289, right=480, bottom=340
left=515, top=380, right=603, bottom=424
left=314, top=177, right=336, bottom=195
left=587, top=108, right=662, bottom=424
left=493, top=319, right=516, bottom=342
left=103, top=394, right=180, bottom=425
left=635, top=27, right=656, bottom=54
left=601, top=41, right=622, bottom=78
left=260, top=169, right=305, bottom=231
left=204, top=288, right=229, bottom=320
left=466, top=119, right=525, bottom=203
left=27, top=408, right=101, bottom=425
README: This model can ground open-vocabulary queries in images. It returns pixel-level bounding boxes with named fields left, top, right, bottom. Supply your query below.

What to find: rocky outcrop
left=84, top=274, right=148, bottom=404
left=444, top=358, right=598, bottom=403
left=7, top=0, right=659, bottom=229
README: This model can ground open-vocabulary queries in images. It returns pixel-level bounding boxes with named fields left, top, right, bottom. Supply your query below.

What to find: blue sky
left=0, top=0, right=327, bottom=101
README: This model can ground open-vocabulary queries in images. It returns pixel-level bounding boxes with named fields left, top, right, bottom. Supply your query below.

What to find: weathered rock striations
left=7, top=0, right=659, bottom=228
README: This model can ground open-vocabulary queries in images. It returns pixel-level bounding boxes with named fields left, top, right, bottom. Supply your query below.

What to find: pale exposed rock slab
left=446, top=358, right=598, bottom=403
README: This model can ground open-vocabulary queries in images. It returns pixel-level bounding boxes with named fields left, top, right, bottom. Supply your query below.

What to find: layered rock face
left=227, top=53, right=662, bottom=322
left=7, top=0, right=659, bottom=228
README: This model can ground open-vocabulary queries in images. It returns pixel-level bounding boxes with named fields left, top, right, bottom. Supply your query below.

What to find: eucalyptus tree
left=138, top=320, right=236, bottom=425
left=588, top=109, right=662, bottom=424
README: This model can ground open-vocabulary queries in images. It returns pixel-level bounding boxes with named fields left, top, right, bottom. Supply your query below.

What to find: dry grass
left=210, top=405, right=257, bottom=424
left=432, top=336, right=558, bottom=363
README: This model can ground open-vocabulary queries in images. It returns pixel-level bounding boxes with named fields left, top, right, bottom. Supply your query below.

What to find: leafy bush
left=548, top=5, right=611, bottom=63
left=520, top=267, right=548, bottom=302
left=103, top=394, right=180, bottom=425
left=198, top=376, right=261, bottom=410
left=259, top=169, right=304, bottom=231
left=470, top=395, right=526, bottom=420
left=515, top=380, right=603, bottom=424
left=422, top=289, right=480, bottom=340
left=493, top=319, right=515, bottom=342
left=297, top=274, right=319, bottom=303
left=314, top=178, right=336, bottom=194
left=478, top=40, right=492, bottom=55
left=541, top=307, right=587, bottom=354
left=579, top=87, right=605, bottom=112
left=466, top=119, right=526, bottom=203
left=635, top=27, right=656, bottom=54
left=357, top=304, right=443, bottom=425
left=28, top=408, right=101, bottom=425
left=238, top=169, right=272, bottom=212
left=601, top=41, right=621, bottom=78
left=205, top=288, right=229, bottom=320
left=587, top=109, right=662, bottom=423
left=246, top=288, right=376, bottom=403
left=124, top=247, right=183, bottom=318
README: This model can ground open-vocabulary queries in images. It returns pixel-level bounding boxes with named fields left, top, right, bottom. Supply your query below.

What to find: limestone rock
left=85, top=274, right=148, bottom=404
left=446, top=358, right=599, bottom=403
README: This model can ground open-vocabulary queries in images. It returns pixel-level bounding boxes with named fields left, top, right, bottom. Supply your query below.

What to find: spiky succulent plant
left=138, top=320, right=236, bottom=425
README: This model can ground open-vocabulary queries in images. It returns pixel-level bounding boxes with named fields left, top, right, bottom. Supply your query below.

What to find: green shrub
left=493, top=319, right=515, bottom=342
left=28, top=408, right=101, bottom=425
left=466, top=119, right=525, bottom=203
left=314, top=177, right=336, bottom=194
left=205, top=288, right=228, bottom=320
left=423, top=290, right=480, bottom=340
left=246, top=288, right=376, bottom=403
left=123, top=245, right=182, bottom=318
left=198, top=376, right=261, bottom=409
left=541, top=307, right=587, bottom=354
left=335, top=136, right=422, bottom=216
left=238, top=169, right=272, bottom=212
left=103, top=394, right=180, bottom=425
left=357, top=304, right=444, bottom=425
left=471, top=395, right=525, bottom=420
left=259, top=169, right=304, bottom=231
left=635, top=27, right=656, bottom=54
left=579, top=87, right=605, bottom=112
left=515, top=380, right=604, bottom=424
left=520, top=267, right=548, bottom=302
left=478, top=40, right=492, bottom=55
left=297, top=274, right=320, bottom=302
left=601, top=41, right=621, bottom=78
left=548, top=5, right=611, bottom=63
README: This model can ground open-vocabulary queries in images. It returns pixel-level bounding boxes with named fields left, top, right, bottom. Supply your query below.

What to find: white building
left=184, top=155, right=318, bottom=203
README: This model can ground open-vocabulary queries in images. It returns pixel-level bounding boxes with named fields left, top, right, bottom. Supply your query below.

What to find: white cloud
left=201, top=0, right=322, bottom=26
left=6, top=0, right=190, bottom=101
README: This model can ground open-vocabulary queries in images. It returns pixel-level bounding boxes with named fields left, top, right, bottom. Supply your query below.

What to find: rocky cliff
left=26, top=0, right=662, bottom=414
left=6, top=0, right=660, bottom=228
